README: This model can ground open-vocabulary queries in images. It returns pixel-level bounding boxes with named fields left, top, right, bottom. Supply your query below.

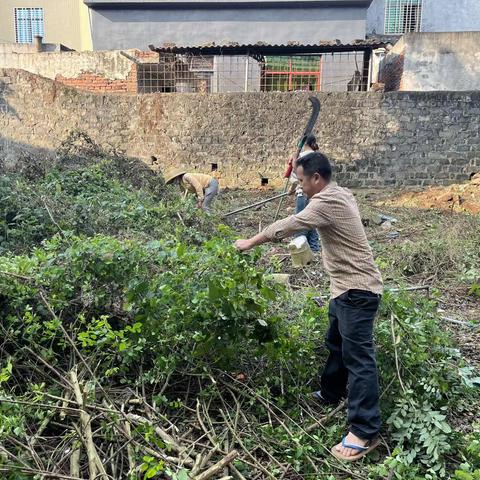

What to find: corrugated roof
left=149, top=39, right=388, bottom=55
left=86, top=1, right=372, bottom=6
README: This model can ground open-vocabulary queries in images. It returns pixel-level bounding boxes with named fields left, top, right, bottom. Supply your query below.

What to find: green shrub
left=0, top=160, right=216, bottom=254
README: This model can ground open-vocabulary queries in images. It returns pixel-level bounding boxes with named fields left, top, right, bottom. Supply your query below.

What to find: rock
left=376, top=214, right=398, bottom=225
left=471, top=172, right=480, bottom=185
left=381, top=221, right=392, bottom=230
left=269, top=274, right=290, bottom=286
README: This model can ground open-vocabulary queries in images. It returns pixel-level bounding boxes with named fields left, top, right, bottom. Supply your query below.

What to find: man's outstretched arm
left=234, top=199, right=329, bottom=252
left=234, top=233, right=269, bottom=252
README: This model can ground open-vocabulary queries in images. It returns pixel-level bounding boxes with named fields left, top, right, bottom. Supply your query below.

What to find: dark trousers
left=320, top=289, right=381, bottom=439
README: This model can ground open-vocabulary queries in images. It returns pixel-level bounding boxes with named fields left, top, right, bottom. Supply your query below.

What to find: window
left=262, top=56, right=323, bottom=92
left=385, top=0, right=422, bottom=34
left=14, top=8, right=44, bottom=43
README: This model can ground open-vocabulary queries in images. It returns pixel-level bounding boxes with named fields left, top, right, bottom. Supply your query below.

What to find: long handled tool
left=273, top=96, right=321, bottom=222
left=223, top=192, right=288, bottom=218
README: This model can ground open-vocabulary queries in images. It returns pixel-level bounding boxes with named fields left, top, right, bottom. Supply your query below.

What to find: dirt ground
left=218, top=186, right=480, bottom=369
left=384, top=173, right=480, bottom=214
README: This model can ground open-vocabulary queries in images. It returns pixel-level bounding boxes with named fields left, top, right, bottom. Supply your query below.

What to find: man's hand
left=197, top=199, right=203, bottom=209
left=234, top=233, right=269, bottom=252
left=234, top=239, right=254, bottom=251
left=284, top=155, right=295, bottom=179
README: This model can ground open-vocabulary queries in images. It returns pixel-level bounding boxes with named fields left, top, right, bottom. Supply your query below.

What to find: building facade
left=367, top=0, right=480, bottom=36
left=0, top=0, right=92, bottom=51
left=84, top=0, right=373, bottom=51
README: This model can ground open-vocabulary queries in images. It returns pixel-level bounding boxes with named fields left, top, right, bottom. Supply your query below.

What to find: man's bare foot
left=334, top=432, right=368, bottom=458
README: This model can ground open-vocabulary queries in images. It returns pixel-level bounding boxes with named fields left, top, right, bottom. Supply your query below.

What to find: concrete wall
left=0, top=49, right=134, bottom=81
left=0, top=42, right=67, bottom=54
left=0, top=0, right=92, bottom=51
left=380, top=32, right=480, bottom=92
left=1, top=68, right=479, bottom=188
left=87, top=4, right=369, bottom=50
left=367, top=0, right=480, bottom=35
left=421, top=0, right=480, bottom=33
left=366, top=0, right=385, bottom=35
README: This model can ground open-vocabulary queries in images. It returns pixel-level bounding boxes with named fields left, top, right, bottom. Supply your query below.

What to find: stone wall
left=1, top=68, right=479, bottom=188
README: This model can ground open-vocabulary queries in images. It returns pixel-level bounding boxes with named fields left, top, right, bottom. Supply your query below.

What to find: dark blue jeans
left=320, top=289, right=381, bottom=440
left=295, top=194, right=320, bottom=252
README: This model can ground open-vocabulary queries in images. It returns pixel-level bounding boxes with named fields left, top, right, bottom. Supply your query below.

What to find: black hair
left=304, top=134, right=319, bottom=151
left=296, top=151, right=332, bottom=182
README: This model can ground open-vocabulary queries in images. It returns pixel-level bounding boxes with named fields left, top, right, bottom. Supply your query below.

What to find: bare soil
left=384, top=173, right=480, bottom=215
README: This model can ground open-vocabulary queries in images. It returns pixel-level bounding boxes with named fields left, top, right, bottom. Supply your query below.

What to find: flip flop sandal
left=330, top=436, right=380, bottom=462
left=311, top=391, right=341, bottom=406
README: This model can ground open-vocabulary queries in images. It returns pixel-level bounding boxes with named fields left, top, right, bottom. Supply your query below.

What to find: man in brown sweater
left=235, top=152, right=383, bottom=462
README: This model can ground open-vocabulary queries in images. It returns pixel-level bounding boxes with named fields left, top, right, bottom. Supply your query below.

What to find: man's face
left=296, top=165, right=326, bottom=198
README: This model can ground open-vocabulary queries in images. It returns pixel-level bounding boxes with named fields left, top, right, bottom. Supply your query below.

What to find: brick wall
left=380, top=52, right=404, bottom=92
left=0, top=69, right=479, bottom=189
left=0, top=49, right=159, bottom=94
left=56, top=70, right=139, bottom=93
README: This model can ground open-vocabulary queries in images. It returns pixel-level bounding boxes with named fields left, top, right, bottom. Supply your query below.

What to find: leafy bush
left=0, top=160, right=215, bottom=254
left=369, top=291, right=480, bottom=479
left=453, top=426, right=480, bottom=480
left=0, top=233, right=296, bottom=374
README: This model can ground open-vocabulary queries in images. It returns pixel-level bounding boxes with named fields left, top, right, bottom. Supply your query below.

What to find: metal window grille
left=385, top=0, right=422, bottom=34
left=136, top=51, right=370, bottom=94
left=262, top=56, right=323, bottom=92
left=14, top=7, right=44, bottom=43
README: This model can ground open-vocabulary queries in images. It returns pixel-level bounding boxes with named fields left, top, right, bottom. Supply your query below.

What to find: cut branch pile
left=1, top=355, right=241, bottom=479
left=0, top=347, right=355, bottom=479
left=0, top=292, right=352, bottom=479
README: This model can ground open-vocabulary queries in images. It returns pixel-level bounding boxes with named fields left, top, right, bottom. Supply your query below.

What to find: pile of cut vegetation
left=0, top=136, right=479, bottom=480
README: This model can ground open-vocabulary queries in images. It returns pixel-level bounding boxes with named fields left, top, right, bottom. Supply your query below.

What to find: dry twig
left=194, top=450, right=239, bottom=480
